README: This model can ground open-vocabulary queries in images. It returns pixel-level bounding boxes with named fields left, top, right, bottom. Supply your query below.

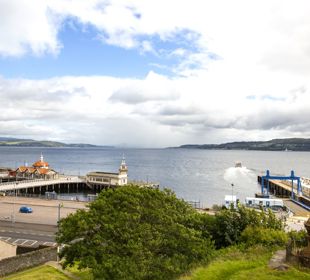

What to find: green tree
left=56, top=186, right=214, bottom=280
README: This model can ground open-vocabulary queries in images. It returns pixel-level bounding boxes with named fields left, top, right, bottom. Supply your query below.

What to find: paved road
left=0, top=196, right=86, bottom=225
left=0, top=221, right=57, bottom=247
left=0, top=197, right=86, bottom=247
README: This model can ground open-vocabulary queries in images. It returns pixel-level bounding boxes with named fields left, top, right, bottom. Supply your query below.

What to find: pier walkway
left=258, top=175, right=310, bottom=210
left=0, top=176, right=84, bottom=192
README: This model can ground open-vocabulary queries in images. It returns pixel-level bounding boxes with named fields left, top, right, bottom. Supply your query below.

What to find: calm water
left=0, top=147, right=309, bottom=206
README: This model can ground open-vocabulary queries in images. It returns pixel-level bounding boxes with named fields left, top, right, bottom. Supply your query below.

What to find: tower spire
left=119, top=154, right=128, bottom=173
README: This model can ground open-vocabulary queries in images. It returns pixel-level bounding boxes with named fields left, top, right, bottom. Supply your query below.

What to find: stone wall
left=0, top=247, right=57, bottom=277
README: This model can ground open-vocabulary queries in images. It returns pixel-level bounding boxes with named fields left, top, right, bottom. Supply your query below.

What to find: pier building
left=15, top=154, right=58, bottom=180
left=86, top=157, right=128, bottom=189
left=0, top=156, right=157, bottom=200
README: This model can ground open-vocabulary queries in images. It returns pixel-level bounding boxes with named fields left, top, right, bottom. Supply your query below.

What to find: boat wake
left=223, top=165, right=256, bottom=190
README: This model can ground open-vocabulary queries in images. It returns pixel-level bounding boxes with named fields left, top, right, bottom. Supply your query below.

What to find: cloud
left=0, top=0, right=61, bottom=57
left=2, top=1, right=310, bottom=146
left=1, top=71, right=310, bottom=146
left=109, top=71, right=179, bottom=104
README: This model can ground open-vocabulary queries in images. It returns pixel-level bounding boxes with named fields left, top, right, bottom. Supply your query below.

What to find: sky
left=1, top=0, right=310, bottom=147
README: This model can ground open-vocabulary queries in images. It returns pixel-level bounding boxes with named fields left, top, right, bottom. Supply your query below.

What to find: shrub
left=288, top=230, right=308, bottom=248
left=241, top=226, right=288, bottom=247
left=210, top=205, right=284, bottom=248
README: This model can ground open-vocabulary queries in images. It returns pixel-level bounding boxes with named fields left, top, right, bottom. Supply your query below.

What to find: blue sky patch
left=0, top=19, right=203, bottom=79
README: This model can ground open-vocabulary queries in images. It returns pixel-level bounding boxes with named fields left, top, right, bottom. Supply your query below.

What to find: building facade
left=15, top=154, right=58, bottom=180
left=86, top=157, right=128, bottom=188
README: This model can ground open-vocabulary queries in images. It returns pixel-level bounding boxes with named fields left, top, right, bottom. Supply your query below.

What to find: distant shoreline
left=170, top=138, right=310, bottom=152
left=0, top=137, right=113, bottom=148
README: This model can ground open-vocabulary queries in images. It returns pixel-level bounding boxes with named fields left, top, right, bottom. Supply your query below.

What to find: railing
left=0, top=179, right=45, bottom=186
left=0, top=176, right=85, bottom=191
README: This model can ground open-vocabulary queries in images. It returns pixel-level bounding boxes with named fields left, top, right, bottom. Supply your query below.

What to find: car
left=19, top=206, right=33, bottom=213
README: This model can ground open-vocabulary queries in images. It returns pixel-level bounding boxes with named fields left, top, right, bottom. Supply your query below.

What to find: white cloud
left=0, top=0, right=61, bottom=56
left=1, top=1, right=310, bottom=146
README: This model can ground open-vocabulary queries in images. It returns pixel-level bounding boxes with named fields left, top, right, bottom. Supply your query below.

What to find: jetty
left=0, top=176, right=85, bottom=195
left=257, top=170, right=310, bottom=211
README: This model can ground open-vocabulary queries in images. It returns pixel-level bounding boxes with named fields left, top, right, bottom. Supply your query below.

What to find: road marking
left=0, top=236, right=11, bottom=242
left=20, top=240, right=28, bottom=245
left=43, top=241, right=57, bottom=246
left=0, top=236, right=55, bottom=247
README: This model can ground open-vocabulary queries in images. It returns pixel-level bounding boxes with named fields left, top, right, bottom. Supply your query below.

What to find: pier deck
left=258, top=175, right=310, bottom=211
left=283, top=199, right=310, bottom=217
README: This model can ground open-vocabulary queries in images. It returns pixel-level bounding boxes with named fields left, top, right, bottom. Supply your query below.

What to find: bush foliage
left=241, top=226, right=288, bottom=247
left=210, top=205, right=283, bottom=248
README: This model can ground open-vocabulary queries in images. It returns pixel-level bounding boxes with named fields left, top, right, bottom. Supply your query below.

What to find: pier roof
left=33, top=160, right=49, bottom=168
left=87, top=171, right=119, bottom=177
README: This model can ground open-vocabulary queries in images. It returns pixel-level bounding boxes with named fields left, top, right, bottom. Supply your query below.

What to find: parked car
left=19, top=206, right=33, bottom=213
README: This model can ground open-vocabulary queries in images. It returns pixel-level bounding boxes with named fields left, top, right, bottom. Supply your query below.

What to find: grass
left=4, top=265, right=70, bottom=280
left=66, top=264, right=93, bottom=280
left=180, top=246, right=310, bottom=280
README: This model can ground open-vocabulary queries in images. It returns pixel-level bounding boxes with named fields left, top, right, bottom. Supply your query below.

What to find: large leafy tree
left=56, top=186, right=214, bottom=280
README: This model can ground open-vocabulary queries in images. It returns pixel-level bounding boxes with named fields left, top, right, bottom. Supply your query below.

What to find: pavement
left=285, top=216, right=308, bottom=232
left=0, top=196, right=87, bottom=247
left=269, top=250, right=289, bottom=271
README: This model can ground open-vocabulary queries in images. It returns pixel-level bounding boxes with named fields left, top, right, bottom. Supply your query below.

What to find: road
left=0, top=196, right=86, bottom=225
left=0, top=196, right=86, bottom=247
left=0, top=220, right=57, bottom=247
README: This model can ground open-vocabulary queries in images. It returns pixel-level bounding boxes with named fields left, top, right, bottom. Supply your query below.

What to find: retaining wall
left=0, top=246, right=57, bottom=277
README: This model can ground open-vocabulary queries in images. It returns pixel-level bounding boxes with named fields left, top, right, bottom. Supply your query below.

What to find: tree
left=56, top=186, right=214, bottom=280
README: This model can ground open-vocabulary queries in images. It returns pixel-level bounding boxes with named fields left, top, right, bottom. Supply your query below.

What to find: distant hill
left=174, top=138, right=310, bottom=151
left=0, top=137, right=112, bottom=148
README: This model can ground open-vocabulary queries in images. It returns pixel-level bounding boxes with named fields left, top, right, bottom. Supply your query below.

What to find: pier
left=0, top=176, right=86, bottom=196
left=257, top=172, right=310, bottom=210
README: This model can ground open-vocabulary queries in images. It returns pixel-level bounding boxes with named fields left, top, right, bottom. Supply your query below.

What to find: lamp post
left=58, top=202, right=63, bottom=224
left=231, top=183, right=234, bottom=207
left=12, top=182, right=18, bottom=224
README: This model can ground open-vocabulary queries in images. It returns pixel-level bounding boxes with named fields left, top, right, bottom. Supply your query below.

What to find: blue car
left=19, top=206, right=33, bottom=213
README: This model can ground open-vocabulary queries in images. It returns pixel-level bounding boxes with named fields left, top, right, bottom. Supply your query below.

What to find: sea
left=0, top=146, right=309, bottom=207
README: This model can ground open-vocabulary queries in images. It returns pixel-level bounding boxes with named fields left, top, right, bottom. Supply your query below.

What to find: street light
left=231, top=183, right=234, bottom=208
left=12, top=182, right=18, bottom=224
left=58, top=202, right=64, bottom=224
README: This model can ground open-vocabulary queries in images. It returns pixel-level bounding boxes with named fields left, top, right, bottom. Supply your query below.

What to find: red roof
left=33, top=161, right=49, bottom=168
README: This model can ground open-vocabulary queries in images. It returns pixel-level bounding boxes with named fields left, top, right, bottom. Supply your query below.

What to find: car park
left=19, top=206, right=33, bottom=213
